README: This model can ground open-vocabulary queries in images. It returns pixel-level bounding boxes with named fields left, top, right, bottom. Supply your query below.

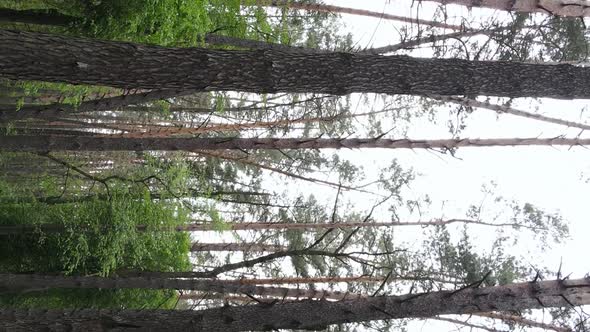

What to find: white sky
left=322, top=0, right=590, bottom=330
left=192, top=2, right=590, bottom=330
left=321, top=0, right=590, bottom=273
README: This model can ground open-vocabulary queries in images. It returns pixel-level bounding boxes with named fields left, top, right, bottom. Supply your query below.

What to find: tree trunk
left=0, top=273, right=363, bottom=301
left=441, top=95, right=590, bottom=130
left=205, top=33, right=326, bottom=52
left=0, top=8, right=76, bottom=26
left=0, top=218, right=545, bottom=234
left=3, top=29, right=590, bottom=99
left=191, top=242, right=288, bottom=252
left=359, top=26, right=507, bottom=54
left=475, top=312, right=571, bottom=332
left=2, top=136, right=590, bottom=153
left=255, top=0, right=463, bottom=30
left=216, top=275, right=387, bottom=285
left=422, top=0, right=590, bottom=17
left=0, top=89, right=192, bottom=123
left=2, top=278, right=589, bottom=331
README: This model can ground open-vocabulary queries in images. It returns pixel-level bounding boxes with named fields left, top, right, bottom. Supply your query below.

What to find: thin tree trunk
left=359, top=26, right=507, bottom=54
left=205, top=33, right=328, bottom=52
left=195, top=150, right=365, bottom=193
left=0, top=273, right=364, bottom=301
left=179, top=292, right=264, bottom=302
left=421, top=0, right=590, bottom=17
left=3, top=29, right=590, bottom=99
left=121, top=249, right=363, bottom=279
left=475, top=312, right=571, bottom=332
left=255, top=0, right=464, bottom=30
left=105, top=112, right=349, bottom=138
left=432, top=95, right=590, bottom=130
left=0, top=218, right=545, bottom=234
left=433, top=316, right=502, bottom=332
left=190, top=242, right=288, bottom=252
left=2, top=278, right=589, bottom=331
left=2, top=136, right=590, bottom=153
left=0, top=89, right=192, bottom=123
left=0, top=8, right=77, bottom=26
left=220, top=275, right=386, bottom=285
left=218, top=275, right=458, bottom=285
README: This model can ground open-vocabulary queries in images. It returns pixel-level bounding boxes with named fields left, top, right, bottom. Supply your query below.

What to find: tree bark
left=2, top=278, right=589, bottom=331
left=0, top=8, right=76, bottom=26
left=422, top=0, right=590, bottom=17
left=3, top=29, right=590, bottom=99
left=2, top=136, right=590, bottom=153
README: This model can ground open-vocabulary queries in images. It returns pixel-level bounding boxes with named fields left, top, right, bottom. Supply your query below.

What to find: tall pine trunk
left=2, top=29, right=590, bottom=99
left=0, top=218, right=549, bottom=234
left=0, top=89, right=191, bottom=122
left=2, top=278, right=589, bottom=331
left=1, top=136, right=590, bottom=153
left=1, top=273, right=363, bottom=301
left=0, top=273, right=359, bottom=301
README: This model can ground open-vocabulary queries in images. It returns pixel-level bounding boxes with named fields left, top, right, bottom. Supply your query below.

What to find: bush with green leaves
left=78, top=0, right=211, bottom=45
left=0, top=192, right=191, bottom=309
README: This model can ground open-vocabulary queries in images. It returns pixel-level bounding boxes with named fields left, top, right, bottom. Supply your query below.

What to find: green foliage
left=423, top=227, right=527, bottom=287
left=0, top=78, right=113, bottom=109
left=0, top=194, right=190, bottom=275
left=208, top=204, right=231, bottom=231
left=79, top=0, right=211, bottom=46
left=1, top=288, right=179, bottom=309
left=0, top=192, right=190, bottom=308
left=207, top=0, right=249, bottom=38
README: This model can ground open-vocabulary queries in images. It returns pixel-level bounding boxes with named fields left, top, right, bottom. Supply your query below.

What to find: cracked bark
left=1, top=278, right=589, bottom=331
left=2, top=29, right=590, bottom=99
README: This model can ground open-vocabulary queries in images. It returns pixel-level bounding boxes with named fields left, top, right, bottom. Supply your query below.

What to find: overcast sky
left=191, top=2, right=590, bottom=330
left=320, top=0, right=590, bottom=330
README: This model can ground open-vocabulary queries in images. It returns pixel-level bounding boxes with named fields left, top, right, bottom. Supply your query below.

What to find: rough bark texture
left=2, top=278, right=589, bottom=331
left=424, top=0, right=590, bottom=17
left=2, top=136, right=590, bottom=153
left=0, top=8, right=76, bottom=26
left=3, top=29, right=590, bottom=98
